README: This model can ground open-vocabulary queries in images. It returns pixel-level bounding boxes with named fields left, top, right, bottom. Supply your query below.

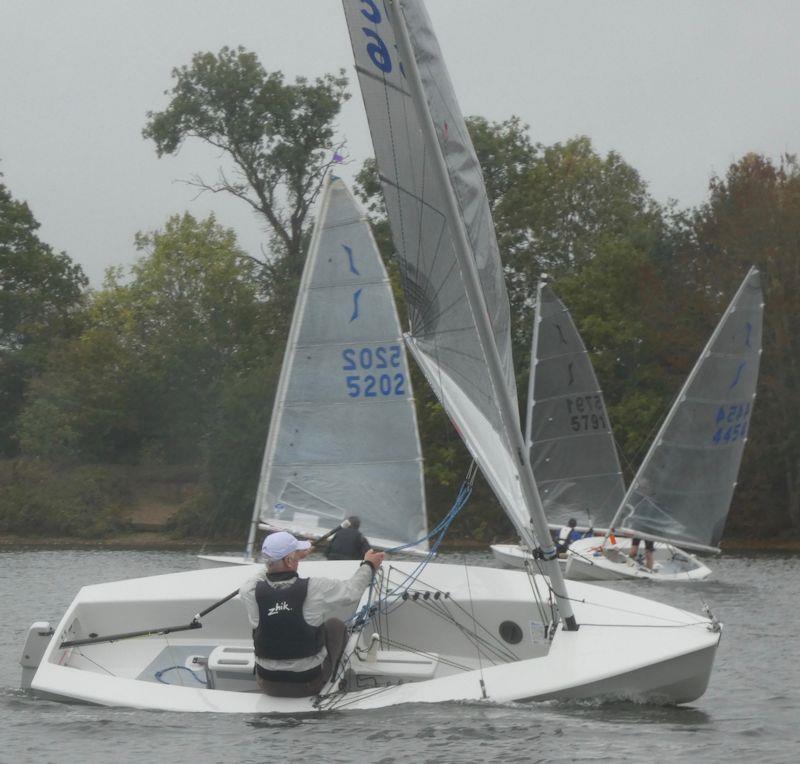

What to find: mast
left=390, top=0, right=577, bottom=629
left=524, top=281, right=545, bottom=449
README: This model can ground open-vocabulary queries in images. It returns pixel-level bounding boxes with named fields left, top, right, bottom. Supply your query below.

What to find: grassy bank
left=2, top=459, right=798, bottom=553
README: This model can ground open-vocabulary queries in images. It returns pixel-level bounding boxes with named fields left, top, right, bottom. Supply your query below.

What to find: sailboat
left=20, top=0, right=722, bottom=711
left=199, top=174, right=427, bottom=566
left=491, top=281, right=626, bottom=569
left=566, top=267, right=763, bottom=581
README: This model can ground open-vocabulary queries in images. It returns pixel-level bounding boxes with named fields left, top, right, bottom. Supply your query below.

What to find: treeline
left=1, top=48, right=798, bottom=542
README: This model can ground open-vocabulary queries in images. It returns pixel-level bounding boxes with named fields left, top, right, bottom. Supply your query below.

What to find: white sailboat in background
left=20, top=0, right=722, bottom=711
left=491, top=281, right=626, bottom=568
left=200, top=174, right=428, bottom=565
left=567, top=267, right=763, bottom=581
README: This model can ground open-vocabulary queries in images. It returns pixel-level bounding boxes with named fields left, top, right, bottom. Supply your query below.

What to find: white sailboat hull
left=489, top=544, right=566, bottom=571
left=565, top=537, right=713, bottom=581
left=197, top=554, right=257, bottom=567
left=25, top=560, right=719, bottom=711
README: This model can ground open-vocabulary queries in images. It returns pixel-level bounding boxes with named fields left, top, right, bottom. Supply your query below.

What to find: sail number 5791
left=565, top=395, right=608, bottom=432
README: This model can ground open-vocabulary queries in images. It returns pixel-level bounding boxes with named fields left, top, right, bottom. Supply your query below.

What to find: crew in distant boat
left=556, top=518, right=585, bottom=555
left=240, top=530, right=383, bottom=697
left=325, top=515, right=371, bottom=560
left=629, top=537, right=656, bottom=571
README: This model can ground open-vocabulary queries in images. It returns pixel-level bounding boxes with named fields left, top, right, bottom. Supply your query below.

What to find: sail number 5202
left=342, top=345, right=405, bottom=398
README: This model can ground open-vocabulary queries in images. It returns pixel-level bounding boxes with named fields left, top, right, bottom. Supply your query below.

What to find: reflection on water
left=1, top=550, right=799, bottom=763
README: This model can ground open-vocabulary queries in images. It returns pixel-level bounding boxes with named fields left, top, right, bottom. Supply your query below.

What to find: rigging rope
left=154, top=665, right=207, bottom=686
left=319, top=464, right=481, bottom=706
left=463, top=554, right=487, bottom=699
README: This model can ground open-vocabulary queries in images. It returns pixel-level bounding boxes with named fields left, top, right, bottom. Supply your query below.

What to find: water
left=1, top=549, right=798, bottom=763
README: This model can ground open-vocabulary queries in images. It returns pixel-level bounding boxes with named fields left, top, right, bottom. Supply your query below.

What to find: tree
left=19, top=213, right=276, bottom=466
left=143, top=47, right=349, bottom=275
left=496, top=135, right=664, bottom=315
left=0, top=178, right=87, bottom=455
left=685, top=154, right=800, bottom=536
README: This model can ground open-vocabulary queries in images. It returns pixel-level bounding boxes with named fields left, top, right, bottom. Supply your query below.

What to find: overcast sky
left=1, top=1, right=798, bottom=284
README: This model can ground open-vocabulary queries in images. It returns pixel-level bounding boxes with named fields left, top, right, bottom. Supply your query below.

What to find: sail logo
left=343, top=244, right=360, bottom=275
left=728, top=361, right=745, bottom=390
left=350, top=288, right=363, bottom=322
left=267, top=601, right=291, bottom=617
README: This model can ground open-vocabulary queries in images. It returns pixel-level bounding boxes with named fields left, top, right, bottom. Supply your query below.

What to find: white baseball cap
left=261, top=531, right=311, bottom=561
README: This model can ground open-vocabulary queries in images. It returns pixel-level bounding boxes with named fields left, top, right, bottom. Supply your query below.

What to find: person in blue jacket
left=556, top=518, right=585, bottom=555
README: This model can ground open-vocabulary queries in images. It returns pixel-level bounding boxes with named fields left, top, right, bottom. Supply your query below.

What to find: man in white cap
left=239, top=530, right=384, bottom=697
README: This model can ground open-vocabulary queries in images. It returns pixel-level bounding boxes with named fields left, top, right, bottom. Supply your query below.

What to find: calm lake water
left=1, top=549, right=798, bottom=763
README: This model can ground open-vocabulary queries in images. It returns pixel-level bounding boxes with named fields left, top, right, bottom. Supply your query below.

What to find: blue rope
left=154, top=665, right=207, bottom=686
left=383, top=477, right=472, bottom=554
left=347, top=467, right=475, bottom=627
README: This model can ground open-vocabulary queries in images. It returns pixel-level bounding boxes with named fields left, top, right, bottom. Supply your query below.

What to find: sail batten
left=251, top=176, right=427, bottom=552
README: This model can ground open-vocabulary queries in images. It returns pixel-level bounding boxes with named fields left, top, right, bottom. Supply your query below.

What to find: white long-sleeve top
left=239, top=564, right=373, bottom=673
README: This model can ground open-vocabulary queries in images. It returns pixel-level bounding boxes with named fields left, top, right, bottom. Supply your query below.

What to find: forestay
left=526, top=283, right=625, bottom=530
left=616, top=267, right=763, bottom=552
left=342, top=0, right=531, bottom=537
left=255, top=176, right=427, bottom=551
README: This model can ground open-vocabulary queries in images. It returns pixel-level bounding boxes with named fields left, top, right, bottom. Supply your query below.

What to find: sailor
left=556, top=518, right=582, bottom=555
left=240, top=530, right=383, bottom=698
left=325, top=515, right=371, bottom=561
left=629, top=537, right=656, bottom=571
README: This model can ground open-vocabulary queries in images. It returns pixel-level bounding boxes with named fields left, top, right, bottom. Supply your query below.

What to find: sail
left=616, top=267, right=763, bottom=552
left=526, top=283, right=626, bottom=530
left=255, top=176, right=427, bottom=551
left=342, top=0, right=529, bottom=536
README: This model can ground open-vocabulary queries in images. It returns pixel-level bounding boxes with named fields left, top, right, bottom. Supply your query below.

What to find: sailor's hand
left=364, top=549, right=384, bottom=570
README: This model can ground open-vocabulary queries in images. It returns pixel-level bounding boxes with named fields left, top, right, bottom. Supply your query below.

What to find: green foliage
left=171, top=353, right=282, bottom=538
left=682, top=154, right=800, bottom=534
left=19, top=213, right=276, bottom=467
left=5, top=71, right=800, bottom=544
left=143, top=46, right=350, bottom=269
left=0, top=459, right=129, bottom=537
left=500, top=135, right=660, bottom=278
left=0, top=179, right=87, bottom=455
left=552, top=243, right=677, bottom=472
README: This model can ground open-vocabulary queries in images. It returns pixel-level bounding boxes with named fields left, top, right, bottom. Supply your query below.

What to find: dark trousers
left=256, top=618, right=347, bottom=698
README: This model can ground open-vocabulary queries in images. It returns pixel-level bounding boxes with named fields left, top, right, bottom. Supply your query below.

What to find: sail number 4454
left=342, top=345, right=406, bottom=398
left=711, top=402, right=750, bottom=445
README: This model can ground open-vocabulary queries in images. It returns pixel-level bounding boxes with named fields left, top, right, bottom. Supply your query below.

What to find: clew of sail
left=254, top=176, right=427, bottom=552
left=614, top=267, right=763, bottom=552
left=526, top=282, right=626, bottom=531
left=342, top=0, right=531, bottom=538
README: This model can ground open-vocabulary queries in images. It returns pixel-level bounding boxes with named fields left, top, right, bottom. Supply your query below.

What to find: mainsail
left=342, top=0, right=531, bottom=537
left=253, top=176, right=427, bottom=551
left=526, top=282, right=626, bottom=530
left=614, top=267, right=763, bottom=552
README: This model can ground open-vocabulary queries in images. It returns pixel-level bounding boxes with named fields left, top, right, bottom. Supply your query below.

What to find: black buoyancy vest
left=326, top=526, right=368, bottom=560
left=253, top=575, right=325, bottom=661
